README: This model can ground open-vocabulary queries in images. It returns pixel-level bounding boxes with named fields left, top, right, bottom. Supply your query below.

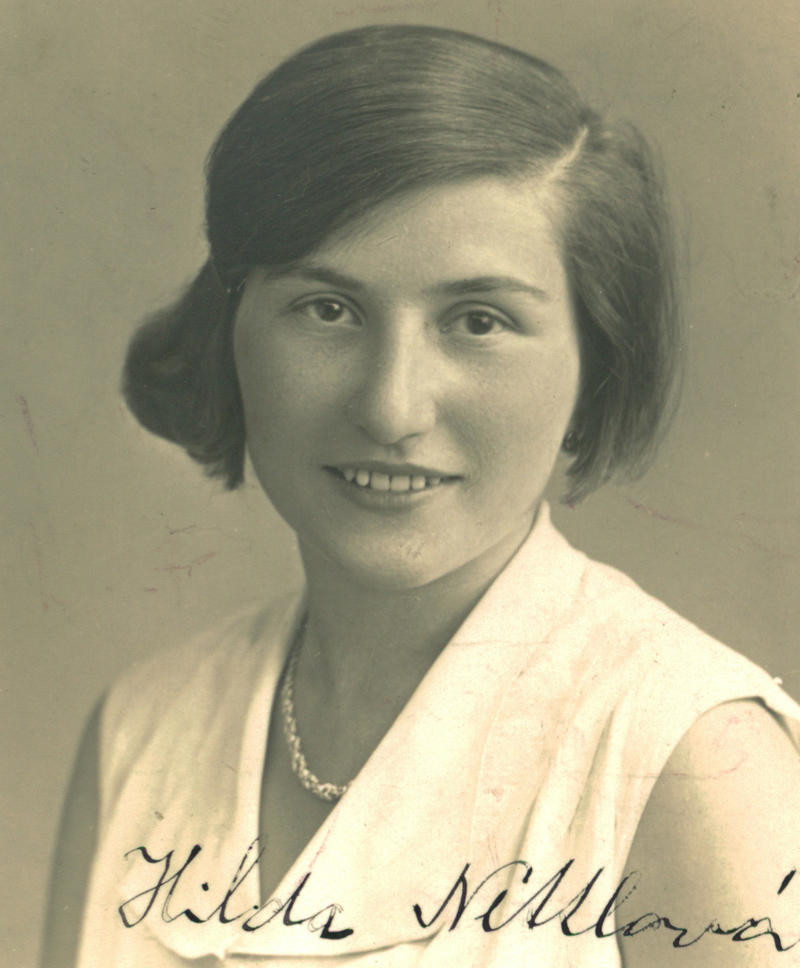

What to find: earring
left=562, top=430, right=580, bottom=454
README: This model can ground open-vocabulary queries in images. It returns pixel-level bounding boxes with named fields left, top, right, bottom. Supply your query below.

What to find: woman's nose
left=346, top=322, right=437, bottom=445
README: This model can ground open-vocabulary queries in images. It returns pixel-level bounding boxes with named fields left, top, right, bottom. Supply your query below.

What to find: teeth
left=338, top=469, right=448, bottom=492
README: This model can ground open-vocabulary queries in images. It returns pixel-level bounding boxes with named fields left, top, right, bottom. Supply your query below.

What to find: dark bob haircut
left=124, top=24, right=680, bottom=502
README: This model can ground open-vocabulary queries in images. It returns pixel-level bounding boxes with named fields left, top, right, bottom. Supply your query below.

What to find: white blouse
left=77, top=505, right=800, bottom=966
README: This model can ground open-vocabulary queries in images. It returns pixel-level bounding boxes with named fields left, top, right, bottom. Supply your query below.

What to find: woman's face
left=234, top=176, right=581, bottom=590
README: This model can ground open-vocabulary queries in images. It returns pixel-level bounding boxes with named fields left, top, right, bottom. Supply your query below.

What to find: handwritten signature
left=119, top=840, right=353, bottom=938
left=118, top=842, right=798, bottom=952
left=415, top=860, right=799, bottom=952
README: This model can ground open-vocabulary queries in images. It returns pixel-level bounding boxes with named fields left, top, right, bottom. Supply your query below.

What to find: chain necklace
left=280, top=621, right=350, bottom=803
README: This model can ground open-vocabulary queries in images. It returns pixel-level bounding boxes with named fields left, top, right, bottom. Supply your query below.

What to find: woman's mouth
left=327, top=467, right=456, bottom=492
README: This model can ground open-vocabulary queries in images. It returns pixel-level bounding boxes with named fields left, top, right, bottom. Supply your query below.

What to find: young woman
left=44, top=25, right=800, bottom=968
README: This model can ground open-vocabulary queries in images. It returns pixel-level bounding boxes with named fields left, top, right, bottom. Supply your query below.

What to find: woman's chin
left=296, top=517, right=532, bottom=597
left=302, top=541, right=453, bottom=593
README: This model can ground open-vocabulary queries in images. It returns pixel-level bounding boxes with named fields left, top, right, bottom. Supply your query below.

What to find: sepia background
left=3, top=0, right=799, bottom=964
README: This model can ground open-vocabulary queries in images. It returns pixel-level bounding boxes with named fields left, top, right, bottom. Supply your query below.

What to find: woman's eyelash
left=294, top=297, right=359, bottom=323
left=290, top=298, right=513, bottom=335
left=445, top=308, right=514, bottom=336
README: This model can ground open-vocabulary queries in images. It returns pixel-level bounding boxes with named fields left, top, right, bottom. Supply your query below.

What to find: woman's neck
left=296, top=516, right=535, bottom=709
left=284, top=514, right=538, bottom=784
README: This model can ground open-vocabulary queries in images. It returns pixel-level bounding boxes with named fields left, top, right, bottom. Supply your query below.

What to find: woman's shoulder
left=619, top=698, right=800, bottom=967
left=521, top=523, right=800, bottom=741
left=575, top=548, right=713, bottom=642
left=556, top=544, right=800, bottom=797
left=105, top=598, right=281, bottom=702
left=572, top=548, right=785, bottom=689
left=98, top=592, right=301, bottom=792
left=488, top=514, right=797, bottom=726
left=530, top=511, right=729, bottom=658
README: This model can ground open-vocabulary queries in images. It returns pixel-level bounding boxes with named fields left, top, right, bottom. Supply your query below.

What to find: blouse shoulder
left=102, top=605, right=261, bottom=730
left=571, top=549, right=789, bottom=692
left=502, top=529, right=800, bottom=800
left=559, top=548, right=800, bottom=804
left=97, top=593, right=300, bottom=826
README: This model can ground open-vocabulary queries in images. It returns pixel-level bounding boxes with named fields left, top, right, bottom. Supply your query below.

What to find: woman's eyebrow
left=429, top=276, right=551, bottom=301
left=280, top=264, right=366, bottom=292
left=276, top=265, right=551, bottom=302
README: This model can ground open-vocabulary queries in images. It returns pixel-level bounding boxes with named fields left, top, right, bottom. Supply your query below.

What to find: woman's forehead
left=324, top=173, right=562, bottom=241
left=261, top=175, right=569, bottom=297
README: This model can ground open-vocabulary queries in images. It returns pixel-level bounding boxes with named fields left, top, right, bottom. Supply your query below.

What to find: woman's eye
left=297, top=298, right=357, bottom=325
left=448, top=309, right=509, bottom=337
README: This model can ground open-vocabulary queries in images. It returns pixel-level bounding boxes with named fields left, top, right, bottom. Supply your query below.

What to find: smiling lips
left=330, top=466, right=456, bottom=492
